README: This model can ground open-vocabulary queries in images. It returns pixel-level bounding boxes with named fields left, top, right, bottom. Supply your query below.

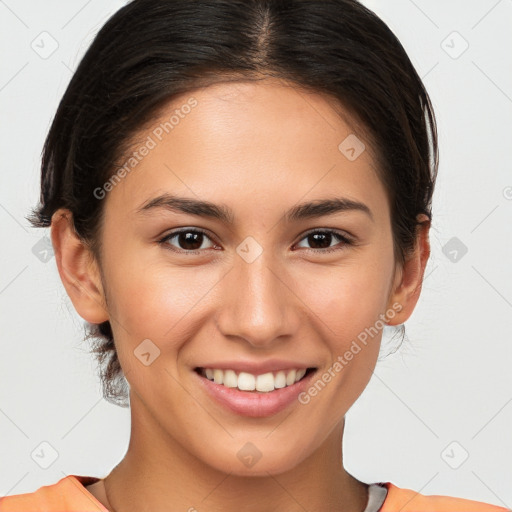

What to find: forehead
left=104, top=79, right=388, bottom=221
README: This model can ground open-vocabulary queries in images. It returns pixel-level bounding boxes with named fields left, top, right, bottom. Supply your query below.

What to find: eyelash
left=158, top=228, right=354, bottom=255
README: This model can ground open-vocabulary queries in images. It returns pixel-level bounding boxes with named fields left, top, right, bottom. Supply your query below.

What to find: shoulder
left=0, top=475, right=108, bottom=512
left=380, top=482, right=510, bottom=512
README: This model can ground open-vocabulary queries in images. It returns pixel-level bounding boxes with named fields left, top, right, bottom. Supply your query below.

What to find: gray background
left=1, top=0, right=511, bottom=507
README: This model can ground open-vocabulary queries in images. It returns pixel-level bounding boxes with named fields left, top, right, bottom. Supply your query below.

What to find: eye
left=158, top=228, right=219, bottom=253
left=158, top=227, right=354, bottom=255
left=294, top=229, right=353, bottom=253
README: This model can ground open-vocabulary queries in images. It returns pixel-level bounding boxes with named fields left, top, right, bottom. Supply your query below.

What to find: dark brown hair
left=27, top=0, right=438, bottom=407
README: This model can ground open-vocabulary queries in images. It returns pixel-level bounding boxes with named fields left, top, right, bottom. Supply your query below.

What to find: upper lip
left=195, top=359, right=317, bottom=376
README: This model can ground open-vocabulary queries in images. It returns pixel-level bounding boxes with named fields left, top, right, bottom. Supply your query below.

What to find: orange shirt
left=0, top=474, right=509, bottom=511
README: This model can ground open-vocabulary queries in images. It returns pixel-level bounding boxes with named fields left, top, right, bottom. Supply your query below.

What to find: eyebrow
left=135, top=193, right=374, bottom=223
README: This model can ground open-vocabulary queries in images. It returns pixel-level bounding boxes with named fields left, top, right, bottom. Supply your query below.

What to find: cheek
left=293, top=252, right=395, bottom=341
left=103, top=261, right=224, bottom=392
left=103, top=249, right=223, bottom=346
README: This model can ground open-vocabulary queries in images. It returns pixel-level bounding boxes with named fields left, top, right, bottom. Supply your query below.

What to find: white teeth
left=200, top=367, right=310, bottom=392
left=238, top=372, right=256, bottom=391
left=274, top=371, right=287, bottom=389
left=285, top=369, right=296, bottom=386
left=223, top=369, right=238, bottom=388
left=213, top=369, right=223, bottom=385
left=295, top=368, right=307, bottom=382
left=256, top=372, right=274, bottom=392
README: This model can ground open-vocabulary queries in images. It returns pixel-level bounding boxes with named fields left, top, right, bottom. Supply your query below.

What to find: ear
left=385, top=213, right=431, bottom=325
left=50, top=209, right=109, bottom=324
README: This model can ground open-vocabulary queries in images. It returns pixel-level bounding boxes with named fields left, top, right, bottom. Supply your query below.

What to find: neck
left=102, top=396, right=368, bottom=512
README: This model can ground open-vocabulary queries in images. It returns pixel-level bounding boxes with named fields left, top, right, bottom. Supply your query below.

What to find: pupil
left=179, top=232, right=202, bottom=250
left=309, top=232, right=331, bottom=249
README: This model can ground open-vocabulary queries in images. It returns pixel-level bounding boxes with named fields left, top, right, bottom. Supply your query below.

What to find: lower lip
left=193, top=369, right=317, bottom=418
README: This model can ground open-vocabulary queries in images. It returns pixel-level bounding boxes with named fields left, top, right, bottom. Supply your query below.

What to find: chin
left=196, top=438, right=312, bottom=477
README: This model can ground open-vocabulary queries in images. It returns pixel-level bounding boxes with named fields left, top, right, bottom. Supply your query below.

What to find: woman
left=1, top=0, right=508, bottom=511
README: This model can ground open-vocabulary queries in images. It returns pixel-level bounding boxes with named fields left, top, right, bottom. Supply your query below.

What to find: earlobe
left=386, top=214, right=431, bottom=325
left=50, top=209, right=109, bottom=324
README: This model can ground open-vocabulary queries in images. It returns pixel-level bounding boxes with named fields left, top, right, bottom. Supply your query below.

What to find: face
left=76, top=79, right=406, bottom=475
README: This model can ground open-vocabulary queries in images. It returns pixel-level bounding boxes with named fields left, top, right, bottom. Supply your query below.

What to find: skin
left=51, top=78, right=430, bottom=512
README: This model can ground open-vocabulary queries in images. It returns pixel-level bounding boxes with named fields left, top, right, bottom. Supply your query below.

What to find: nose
left=214, top=248, right=300, bottom=349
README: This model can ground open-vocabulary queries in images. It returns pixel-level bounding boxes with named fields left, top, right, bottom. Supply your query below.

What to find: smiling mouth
left=194, top=367, right=317, bottom=393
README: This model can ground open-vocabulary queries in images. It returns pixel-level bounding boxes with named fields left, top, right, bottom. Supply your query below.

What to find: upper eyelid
left=297, top=227, right=353, bottom=240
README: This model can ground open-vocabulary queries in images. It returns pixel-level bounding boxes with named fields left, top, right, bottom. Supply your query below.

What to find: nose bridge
left=216, top=244, right=298, bottom=347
